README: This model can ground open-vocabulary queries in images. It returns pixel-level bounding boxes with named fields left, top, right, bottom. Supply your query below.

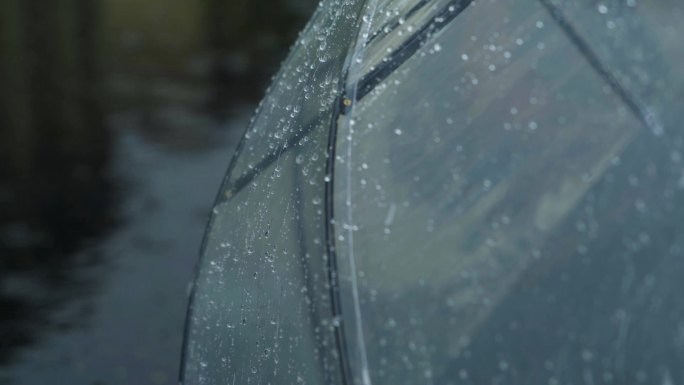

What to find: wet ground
left=0, top=2, right=318, bottom=384
left=1, top=104, right=248, bottom=385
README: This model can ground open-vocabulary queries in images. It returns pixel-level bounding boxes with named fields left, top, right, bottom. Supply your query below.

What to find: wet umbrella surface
left=182, top=0, right=684, bottom=384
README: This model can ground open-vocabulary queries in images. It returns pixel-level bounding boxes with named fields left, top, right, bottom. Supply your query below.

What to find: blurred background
left=0, top=0, right=318, bottom=383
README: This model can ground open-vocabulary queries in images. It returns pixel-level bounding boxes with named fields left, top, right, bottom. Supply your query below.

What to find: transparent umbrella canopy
left=181, top=0, right=684, bottom=384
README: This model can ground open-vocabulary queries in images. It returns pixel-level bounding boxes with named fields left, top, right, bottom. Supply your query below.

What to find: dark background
left=0, top=0, right=317, bottom=383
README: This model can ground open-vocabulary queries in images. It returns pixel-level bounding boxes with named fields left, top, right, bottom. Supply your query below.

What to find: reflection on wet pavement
left=1, top=108, right=247, bottom=385
left=0, top=0, right=318, bottom=383
left=0, top=0, right=317, bottom=385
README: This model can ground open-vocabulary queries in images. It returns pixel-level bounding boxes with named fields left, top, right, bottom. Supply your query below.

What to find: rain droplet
left=459, top=369, right=469, bottom=379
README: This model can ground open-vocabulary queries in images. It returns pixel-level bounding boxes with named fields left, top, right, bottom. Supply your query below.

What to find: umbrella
left=181, top=0, right=684, bottom=384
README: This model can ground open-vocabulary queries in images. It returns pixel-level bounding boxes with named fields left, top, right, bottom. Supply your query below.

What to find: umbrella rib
left=364, top=0, right=433, bottom=46
left=223, top=119, right=322, bottom=198
left=352, top=0, right=473, bottom=103
left=225, top=0, right=473, bottom=198
left=538, top=0, right=663, bottom=135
